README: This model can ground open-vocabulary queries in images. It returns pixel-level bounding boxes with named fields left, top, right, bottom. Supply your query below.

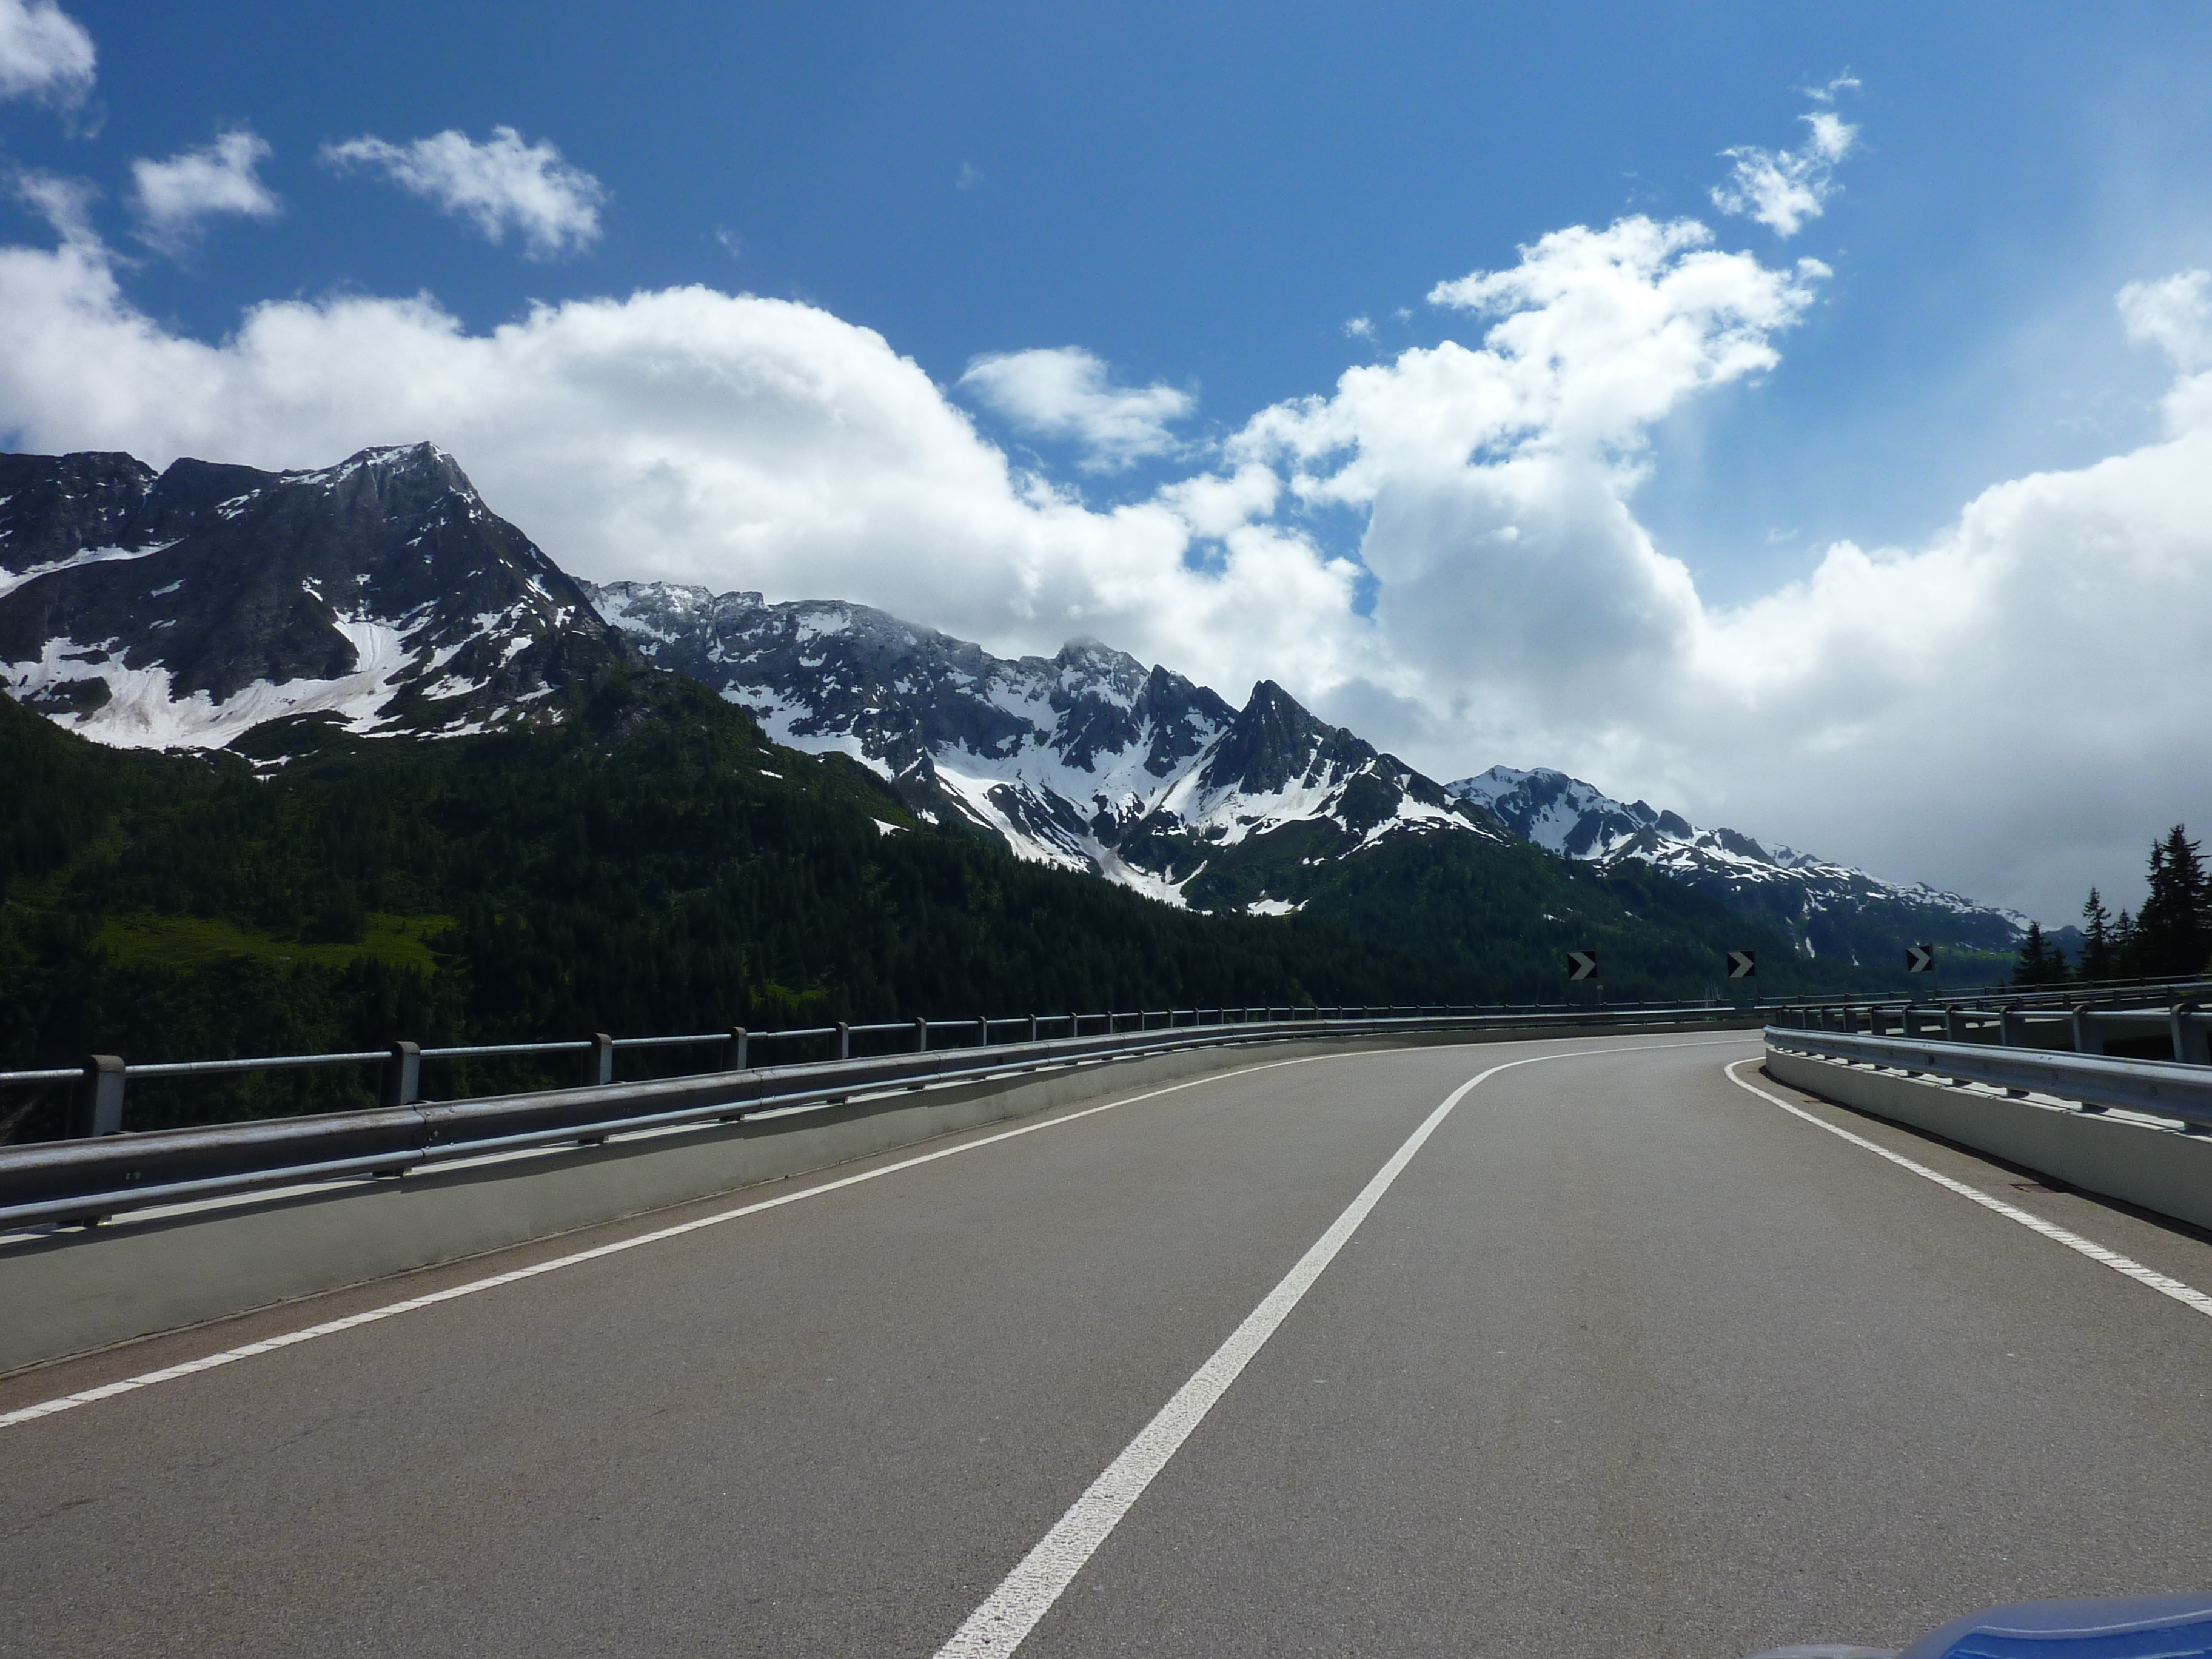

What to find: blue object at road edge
left=1897, top=1594, right=2212, bottom=1659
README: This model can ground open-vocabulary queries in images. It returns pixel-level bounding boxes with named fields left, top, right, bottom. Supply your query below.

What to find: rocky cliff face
left=1450, top=765, right=2028, bottom=959
left=586, top=580, right=1501, bottom=913
left=0, top=444, right=629, bottom=750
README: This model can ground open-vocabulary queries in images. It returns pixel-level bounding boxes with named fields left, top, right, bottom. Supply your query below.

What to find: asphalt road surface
left=6, top=1032, right=2212, bottom=1658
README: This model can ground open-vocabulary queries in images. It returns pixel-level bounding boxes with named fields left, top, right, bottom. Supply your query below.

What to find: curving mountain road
left=5, top=1033, right=2212, bottom=1658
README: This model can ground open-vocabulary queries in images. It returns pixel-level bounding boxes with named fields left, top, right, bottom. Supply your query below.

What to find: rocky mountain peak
left=587, top=578, right=1496, bottom=911
left=0, top=443, right=628, bottom=750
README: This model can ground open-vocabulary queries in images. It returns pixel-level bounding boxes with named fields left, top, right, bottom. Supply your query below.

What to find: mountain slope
left=3, top=671, right=1864, bottom=1142
left=0, top=444, right=630, bottom=749
left=588, top=579, right=1503, bottom=914
left=1450, top=765, right=2027, bottom=961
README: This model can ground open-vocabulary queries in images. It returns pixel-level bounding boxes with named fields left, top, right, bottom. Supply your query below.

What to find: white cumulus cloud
left=1712, top=87, right=1858, bottom=238
left=959, top=346, right=1195, bottom=471
left=1, top=196, right=2210, bottom=920
left=129, top=129, right=280, bottom=254
left=0, top=0, right=92, bottom=107
left=322, top=126, right=605, bottom=258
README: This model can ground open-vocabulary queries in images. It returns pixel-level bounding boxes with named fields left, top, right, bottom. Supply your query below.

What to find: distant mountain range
left=0, top=442, right=2031, bottom=960
left=1449, top=765, right=2029, bottom=963
left=583, top=580, right=1499, bottom=916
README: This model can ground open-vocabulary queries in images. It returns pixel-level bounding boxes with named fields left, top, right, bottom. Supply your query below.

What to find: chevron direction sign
left=1906, top=943, right=1937, bottom=973
left=1726, top=950, right=1756, bottom=979
left=1566, top=950, right=1598, bottom=981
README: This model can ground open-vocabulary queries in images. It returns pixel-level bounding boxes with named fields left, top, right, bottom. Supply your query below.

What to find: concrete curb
left=1765, top=1047, right=2212, bottom=1234
left=0, top=1019, right=1749, bottom=1373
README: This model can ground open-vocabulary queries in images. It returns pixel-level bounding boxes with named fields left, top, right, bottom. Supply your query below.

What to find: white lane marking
left=0, top=1051, right=1363, bottom=1432
left=934, top=1036, right=1754, bottom=1659
left=0, top=1034, right=1736, bottom=1431
left=1724, top=1058, right=2212, bottom=1321
left=1, top=1033, right=1748, bottom=1436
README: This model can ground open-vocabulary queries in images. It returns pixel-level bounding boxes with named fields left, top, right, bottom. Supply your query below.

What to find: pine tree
left=2079, top=887, right=2116, bottom=982
left=2011, top=921, right=2068, bottom=987
left=2136, top=825, right=2208, bottom=977
left=2114, top=907, right=2141, bottom=979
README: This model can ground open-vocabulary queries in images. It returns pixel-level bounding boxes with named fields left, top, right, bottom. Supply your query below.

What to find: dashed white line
left=1724, top=1057, right=2212, bottom=1321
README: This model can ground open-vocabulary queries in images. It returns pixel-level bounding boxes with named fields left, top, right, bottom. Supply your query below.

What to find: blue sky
left=12, top=1, right=2205, bottom=595
left=5, top=0, right=2212, bottom=918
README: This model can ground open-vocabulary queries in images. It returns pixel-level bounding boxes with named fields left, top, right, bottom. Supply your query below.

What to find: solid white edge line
left=1, top=1049, right=1376, bottom=1432
left=1, top=1035, right=1735, bottom=1430
left=1723, top=1057, right=2212, bottom=1321
left=933, top=1035, right=1757, bottom=1659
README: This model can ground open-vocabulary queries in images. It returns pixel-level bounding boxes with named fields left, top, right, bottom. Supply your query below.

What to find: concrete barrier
left=1765, top=1046, right=2212, bottom=1235
left=0, top=1018, right=1752, bottom=1373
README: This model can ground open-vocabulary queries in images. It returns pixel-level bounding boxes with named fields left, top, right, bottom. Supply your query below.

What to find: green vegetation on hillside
left=3, top=669, right=1876, bottom=1139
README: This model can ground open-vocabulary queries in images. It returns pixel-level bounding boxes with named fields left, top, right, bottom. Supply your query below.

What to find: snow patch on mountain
left=585, top=578, right=1500, bottom=910
left=1450, top=764, right=2028, bottom=955
left=1, top=444, right=629, bottom=751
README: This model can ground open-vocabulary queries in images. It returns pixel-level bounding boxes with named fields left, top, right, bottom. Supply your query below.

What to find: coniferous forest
left=2012, top=826, right=2212, bottom=987
left=0, top=663, right=1924, bottom=1138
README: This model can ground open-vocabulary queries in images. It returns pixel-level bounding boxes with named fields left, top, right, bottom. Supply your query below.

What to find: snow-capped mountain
left=1450, top=765, right=2028, bottom=957
left=586, top=580, right=1502, bottom=913
left=0, top=445, right=629, bottom=750
left=0, top=440, right=2039, bottom=952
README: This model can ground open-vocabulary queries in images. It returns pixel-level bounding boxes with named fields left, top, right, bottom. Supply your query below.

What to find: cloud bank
left=322, top=126, right=605, bottom=258
left=0, top=189, right=2206, bottom=919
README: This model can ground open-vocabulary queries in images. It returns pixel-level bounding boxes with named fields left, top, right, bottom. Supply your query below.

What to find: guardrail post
left=1945, top=1008, right=1968, bottom=1042
left=581, top=1033, right=614, bottom=1088
left=1999, top=1005, right=2027, bottom=1049
left=380, top=1041, right=422, bottom=1108
left=976, top=1016, right=989, bottom=1048
left=837, top=1021, right=851, bottom=1061
left=76, top=1054, right=125, bottom=1138
left=2171, top=1002, right=2210, bottom=1066
left=914, top=1016, right=928, bottom=1053
left=2070, top=1007, right=2102, bottom=1057
left=725, top=1027, right=749, bottom=1070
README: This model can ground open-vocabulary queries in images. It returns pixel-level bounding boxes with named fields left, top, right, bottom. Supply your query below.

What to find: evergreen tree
left=2114, top=907, right=2141, bottom=979
left=2136, top=825, right=2209, bottom=977
left=2011, top=922, right=2069, bottom=987
left=2078, top=887, right=2116, bottom=982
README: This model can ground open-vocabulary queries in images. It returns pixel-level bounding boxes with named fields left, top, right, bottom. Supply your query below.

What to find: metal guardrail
left=0, top=1004, right=1759, bottom=1230
left=1776, top=974, right=2212, bottom=1016
left=1765, top=1025, right=2212, bottom=1132
left=1772, top=995, right=2212, bottom=1063
left=0, top=1000, right=1745, bottom=1139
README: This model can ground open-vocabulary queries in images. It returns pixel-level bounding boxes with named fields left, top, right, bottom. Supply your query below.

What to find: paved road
left=5, top=1033, right=2212, bottom=1658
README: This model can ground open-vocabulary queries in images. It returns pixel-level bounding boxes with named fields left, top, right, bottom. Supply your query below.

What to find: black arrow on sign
left=1726, top=950, right=1756, bottom=979
left=1566, top=950, right=1598, bottom=981
left=1906, top=943, right=1936, bottom=973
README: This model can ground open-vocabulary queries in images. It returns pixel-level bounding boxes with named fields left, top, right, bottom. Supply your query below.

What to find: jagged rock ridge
left=1450, top=765, right=2028, bottom=959
left=0, top=444, right=629, bottom=749
left=586, top=580, right=1502, bottom=913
